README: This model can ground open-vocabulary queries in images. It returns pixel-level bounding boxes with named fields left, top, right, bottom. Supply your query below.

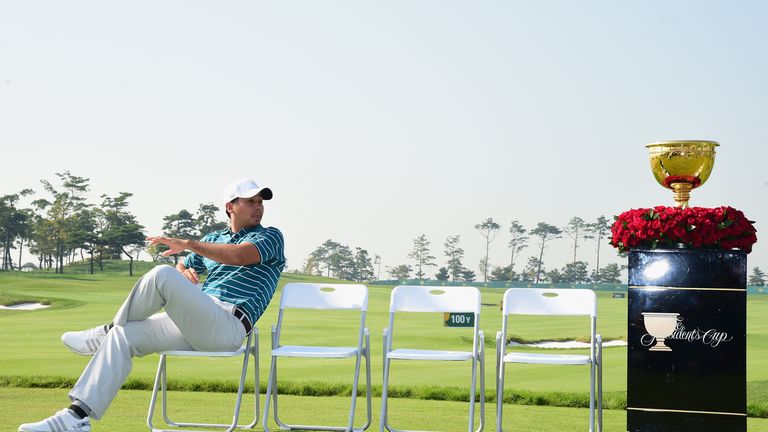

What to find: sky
left=1, top=1, right=766, bottom=280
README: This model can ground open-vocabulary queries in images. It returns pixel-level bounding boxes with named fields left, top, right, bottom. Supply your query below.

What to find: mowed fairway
left=1, top=267, right=768, bottom=430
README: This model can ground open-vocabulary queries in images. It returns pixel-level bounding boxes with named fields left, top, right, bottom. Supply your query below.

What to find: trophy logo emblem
left=641, top=312, right=680, bottom=352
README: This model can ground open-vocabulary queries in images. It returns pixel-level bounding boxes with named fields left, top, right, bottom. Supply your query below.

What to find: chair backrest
left=390, top=285, right=480, bottom=313
left=502, top=288, right=596, bottom=317
left=280, top=283, right=368, bottom=311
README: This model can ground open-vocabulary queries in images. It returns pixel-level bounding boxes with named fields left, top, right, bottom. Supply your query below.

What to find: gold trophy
left=646, top=140, right=719, bottom=208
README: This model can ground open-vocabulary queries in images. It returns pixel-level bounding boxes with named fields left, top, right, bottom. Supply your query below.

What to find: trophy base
left=649, top=345, right=672, bottom=352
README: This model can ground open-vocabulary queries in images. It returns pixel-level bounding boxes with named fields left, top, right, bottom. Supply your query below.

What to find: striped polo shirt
left=183, top=224, right=285, bottom=324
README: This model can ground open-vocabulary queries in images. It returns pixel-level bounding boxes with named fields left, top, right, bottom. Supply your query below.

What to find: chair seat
left=387, top=348, right=473, bottom=361
left=503, top=351, right=591, bottom=365
left=160, top=346, right=249, bottom=357
left=272, top=345, right=359, bottom=358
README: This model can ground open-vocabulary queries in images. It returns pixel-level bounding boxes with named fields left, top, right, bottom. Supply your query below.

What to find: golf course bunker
left=0, top=303, right=50, bottom=310
left=508, top=339, right=627, bottom=349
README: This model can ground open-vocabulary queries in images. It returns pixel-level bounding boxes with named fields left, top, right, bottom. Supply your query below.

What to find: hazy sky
left=1, top=1, right=766, bottom=279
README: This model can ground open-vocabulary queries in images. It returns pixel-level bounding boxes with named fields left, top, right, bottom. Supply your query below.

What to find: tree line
left=0, top=172, right=229, bottom=276
left=4, top=173, right=765, bottom=285
left=303, top=216, right=624, bottom=284
left=302, top=239, right=378, bottom=282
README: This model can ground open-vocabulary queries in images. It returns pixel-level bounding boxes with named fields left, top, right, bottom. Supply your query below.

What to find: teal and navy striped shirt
left=183, top=225, right=285, bottom=324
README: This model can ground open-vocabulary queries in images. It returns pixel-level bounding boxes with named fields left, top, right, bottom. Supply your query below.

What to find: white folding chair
left=496, top=288, right=602, bottom=432
left=380, top=285, right=485, bottom=432
left=263, top=283, right=371, bottom=432
left=147, top=329, right=259, bottom=432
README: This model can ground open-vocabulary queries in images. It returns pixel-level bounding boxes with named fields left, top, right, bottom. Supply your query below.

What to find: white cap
left=222, top=178, right=273, bottom=205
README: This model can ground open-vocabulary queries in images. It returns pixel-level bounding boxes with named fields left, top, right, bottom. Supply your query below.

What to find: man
left=19, top=177, right=285, bottom=432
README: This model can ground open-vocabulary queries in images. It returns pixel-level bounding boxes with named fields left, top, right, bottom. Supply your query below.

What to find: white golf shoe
left=18, top=408, right=91, bottom=431
left=61, top=325, right=108, bottom=356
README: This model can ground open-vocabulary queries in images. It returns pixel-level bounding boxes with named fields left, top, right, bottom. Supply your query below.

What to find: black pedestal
left=627, top=249, right=747, bottom=432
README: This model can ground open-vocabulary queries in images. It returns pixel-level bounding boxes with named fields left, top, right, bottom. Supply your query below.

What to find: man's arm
left=147, top=236, right=261, bottom=267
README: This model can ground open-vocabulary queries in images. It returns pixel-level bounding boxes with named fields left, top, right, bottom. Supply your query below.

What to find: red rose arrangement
left=610, top=206, right=757, bottom=253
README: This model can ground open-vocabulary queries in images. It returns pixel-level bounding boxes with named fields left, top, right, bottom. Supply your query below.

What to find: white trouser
left=69, top=265, right=247, bottom=419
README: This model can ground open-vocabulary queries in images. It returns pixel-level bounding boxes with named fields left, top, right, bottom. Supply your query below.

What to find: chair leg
left=477, top=343, right=485, bottom=432
left=262, top=354, right=277, bottom=432
left=597, top=339, right=603, bottom=432
left=160, top=355, right=175, bottom=427
left=345, top=351, right=363, bottom=431
left=147, top=354, right=166, bottom=430
left=495, top=332, right=504, bottom=432
left=468, top=356, right=477, bottom=432
left=271, top=359, right=292, bottom=430
left=379, top=356, right=391, bottom=432
left=248, top=331, right=260, bottom=429
left=589, top=360, right=595, bottom=432
left=497, top=362, right=506, bottom=432
left=223, top=336, right=253, bottom=432
left=363, top=331, right=372, bottom=431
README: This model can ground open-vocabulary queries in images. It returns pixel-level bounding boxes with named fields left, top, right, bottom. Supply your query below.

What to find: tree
left=564, top=217, right=590, bottom=264
left=507, top=220, right=528, bottom=279
left=489, top=265, right=512, bottom=281
left=101, top=193, right=146, bottom=276
left=309, top=240, right=340, bottom=278
left=162, top=209, right=197, bottom=265
left=29, top=211, right=56, bottom=270
left=530, top=222, right=562, bottom=283
left=373, top=254, right=382, bottom=280
left=460, top=268, right=476, bottom=282
left=13, top=207, right=35, bottom=272
left=479, top=257, right=490, bottom=282
left=546, top=268, right=565, bottom=283
left=435, top=267, right=450, bottom=280
left=302, top=255, right=322, bottom=276
left=749, top=267, right=767, bottom=286
left=475, top=218, right=501, bottom=282
left=592, top=263, right=623, bottom=284
left=35, top=172, right=91, bottom=273
left=408, top=234, right=436, bottom=280
left=443, top=235, right=465, bottom=281
left=351, top=247, right=375, bottom=282
left=146, top=243, right=173, bottom=264
left=332, top=244, right=355, bottom=280
left=197, top=203, right=228, bottom=234
left=521, top=256, right=542, bottom=282
left=308, top=241, right=332, bottom=277
left=561, top=261, right=591, bottom=284
left=306, top=240, right=367, bottom=280
left=587, top=216, right=612, bottom=280
left=388, top=264, right=412, bottom=280
left=0, top=189, right=33, bottom=270
left=68, top=208, right=98, bottom=274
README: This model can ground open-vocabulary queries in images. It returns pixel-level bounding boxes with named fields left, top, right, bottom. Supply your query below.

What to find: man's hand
left=175, top=263, right=200, bottom=284
left=147, top=236, right=189, bottom=257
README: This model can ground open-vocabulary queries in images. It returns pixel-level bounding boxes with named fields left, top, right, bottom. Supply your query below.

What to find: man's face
left=228, top=195, right=264, bottom=228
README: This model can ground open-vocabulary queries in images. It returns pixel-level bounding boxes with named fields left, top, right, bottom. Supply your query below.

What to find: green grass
left=5, top=387, right=767, bottom=432
left=1, top=263, right=768, bottom=424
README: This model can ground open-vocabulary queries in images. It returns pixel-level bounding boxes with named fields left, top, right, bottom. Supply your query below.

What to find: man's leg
left=67, top=313, right=192, bottom=419
left=19, top=313, right=190, bottom=431
left=63, top=264, right=239, bottom=354
left=112, top=264, right=246, bottom=350
left=43, top=265, right=246, bottom=421
left=68, top=265, right=246, bottom=419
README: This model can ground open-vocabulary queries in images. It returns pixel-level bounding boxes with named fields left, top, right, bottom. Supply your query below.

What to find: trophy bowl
left=646, top=140, right=719, bottom=208
left=641, top=312, right=680, bottom=351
